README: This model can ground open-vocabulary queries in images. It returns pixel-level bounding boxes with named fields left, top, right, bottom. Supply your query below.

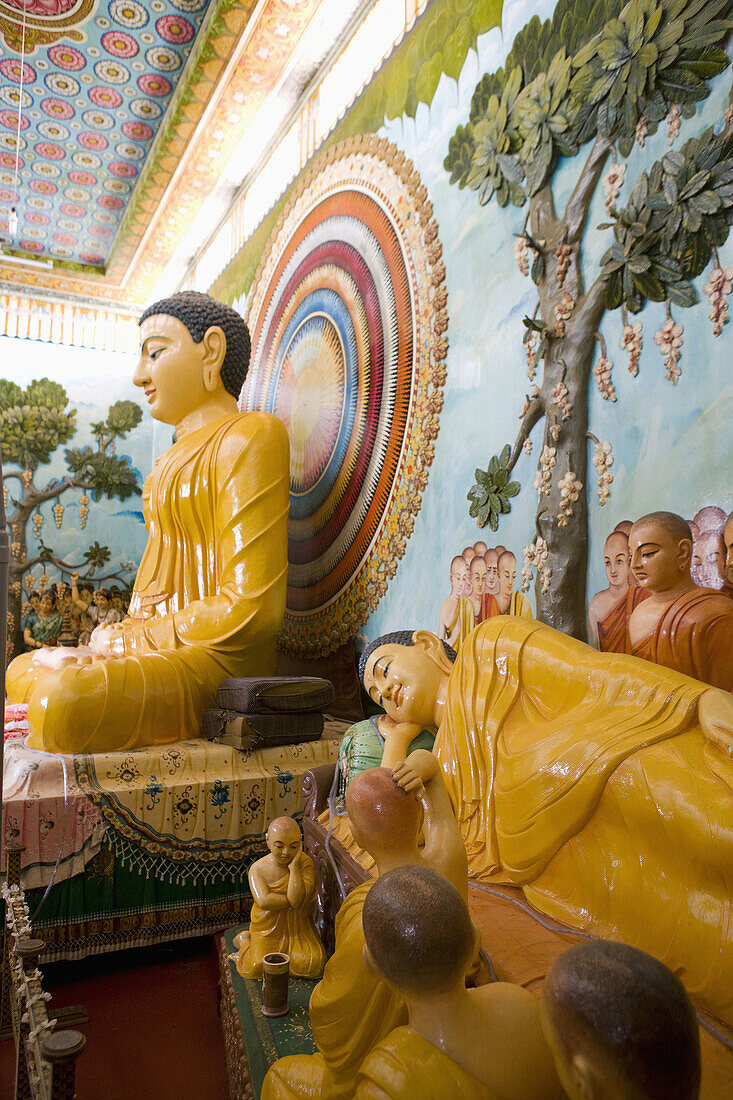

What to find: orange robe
left=597, top=586, right=648, bottom=654
left=630, top=588, right=733, bottom=691
left=478, top=592, right=499, bottom=622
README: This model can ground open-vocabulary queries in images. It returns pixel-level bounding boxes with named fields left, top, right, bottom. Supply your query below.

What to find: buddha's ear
left=201, top=325, right=227, bottom=392
left=413, top=630, right=453, bottom=671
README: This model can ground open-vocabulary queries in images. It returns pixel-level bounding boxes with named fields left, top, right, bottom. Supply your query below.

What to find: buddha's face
left=630, top=522, right=691, bottom=592
left=603, top=533, right=630, bottom=589
left=135, top=314, right=212, bottom=425
left=499, top=555, right=517, bottom=599
left=450, top=560, right=468, bottom=597
left=267, top=824, right=301, bottom=867
left=470, top=558, right=488, bottom=596
left=364, top=639, right=443, bottom=728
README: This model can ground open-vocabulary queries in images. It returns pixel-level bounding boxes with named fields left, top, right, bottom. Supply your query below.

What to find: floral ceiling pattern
left=0, top=0, right=214, bottom=269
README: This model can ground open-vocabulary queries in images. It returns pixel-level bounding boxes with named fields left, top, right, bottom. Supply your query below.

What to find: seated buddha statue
left=356, top=865, right=563, bottom=1100
left=628, top=510, right=733, bottom=689
left=261, top=752, right=469, bottom=1100
left=362, top=619, right=733, bottom=1027
left=6, top=292, right=290, bottom=754
left=541, top=941, right=700, bottom=1100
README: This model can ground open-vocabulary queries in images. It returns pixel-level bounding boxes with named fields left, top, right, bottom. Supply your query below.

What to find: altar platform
left=2, top=709, right=345, bottom=960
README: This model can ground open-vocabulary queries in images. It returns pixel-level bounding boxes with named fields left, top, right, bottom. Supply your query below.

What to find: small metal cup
left=261, top=952, right=290, bottom=1017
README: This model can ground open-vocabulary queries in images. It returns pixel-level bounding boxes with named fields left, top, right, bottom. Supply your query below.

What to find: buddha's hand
left=392, top=760, right=425, bottom=798
left=32, top=646, right=94, bottom=669
left=89, top=622, right=127, bottom=658
left=699, top=689, right=733, bottom=758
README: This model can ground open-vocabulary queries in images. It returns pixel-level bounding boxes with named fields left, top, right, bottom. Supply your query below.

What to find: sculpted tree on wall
left=0, top=379, right=142, bottom=659
left=446, top=0, right=733, bottom=638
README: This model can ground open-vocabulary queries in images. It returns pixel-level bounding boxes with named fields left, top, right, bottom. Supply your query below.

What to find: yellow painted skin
left=7, top=411, right=289, bottom=753
left=434, top=617, right=733, bottom=1027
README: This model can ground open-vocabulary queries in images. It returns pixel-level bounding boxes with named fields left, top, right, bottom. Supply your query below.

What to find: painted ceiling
left=0, top=0, right=329, bottom=308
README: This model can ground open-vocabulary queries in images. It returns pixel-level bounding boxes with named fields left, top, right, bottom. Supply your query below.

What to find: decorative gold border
left=245, top=135, right=448, bottom=657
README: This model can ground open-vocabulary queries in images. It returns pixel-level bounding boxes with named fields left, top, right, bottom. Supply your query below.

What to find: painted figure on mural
left=362, top=620, right=733, bottom=1026
left=588, top=526, right=647, bottom=652
left=484, top=546, right=500, bottom=598
left=438, top=555, right=474, bottom=650
left=494, top=550, right=532, bottom=617
left=628, top=511, right=733, bottom=690
left=232, top=817, right=325, bottom=981
left=6, top=291, right=290, bottom=754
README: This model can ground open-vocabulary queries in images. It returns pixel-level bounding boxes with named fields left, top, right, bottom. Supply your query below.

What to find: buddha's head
left=484, top=548, right=499, bottom=594
left=470, top=554, right=488, bottom=597
left=629, top=512, right=693, bottom=594
left=540, top=941, right=700, bottom=1100
left=266, top=817, right=302, bottom=868
left=449, top=555, right=468, bottom=598
left=135, top=291, right=251, bottom=426
left=359, top=630, right=456, bottom=728
left=362, top=865, right=475, bottom=996
left=346, top=768, right=422, bottom=861
left=603, top=531, right=630, bottom=590
left=691, top=530, right=726, bottom=589
left=498, top=550, right=517, bottom=600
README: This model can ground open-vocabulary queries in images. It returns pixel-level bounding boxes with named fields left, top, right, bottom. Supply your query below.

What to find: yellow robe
left=7, top=412, right=289, bottom=753
left=434, top=617, right=733, bottom=1026
left=261, top=880, right=407, bottom=1100
left=355, top=1028, right=494, bottom=1099
left=235, top=855, right=326, bottom=980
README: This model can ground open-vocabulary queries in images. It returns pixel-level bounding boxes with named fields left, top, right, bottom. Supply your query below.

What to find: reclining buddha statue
left=7, top=292, right=290, bottom=754
left=362, top=617, right=733, bottom=1028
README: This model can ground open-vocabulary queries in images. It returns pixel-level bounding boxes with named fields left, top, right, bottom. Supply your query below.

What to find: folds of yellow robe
left=261, top=881, right=407, bottom=1100
left=434, top=616, right=733, bottom=1026
left=7, top=412, right=289, bottom=754
left=234, top=857, right=326, bottom=980
left=355, top=1028, right=494, bottom=1099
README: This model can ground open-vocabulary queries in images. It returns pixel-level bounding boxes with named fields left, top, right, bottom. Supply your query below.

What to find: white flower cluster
left=603, top=162, right=626, bottom=211
left=557, top=471, right=583, bottom=528
left=534, top=445, right=556, bottom=497
left=653, top=317, right=683, bottom=384
left=522, top=537, right=552, bottom=594
left=549, top=422, right=561, bottom=442
left=551, top=380, right=573, bottom=419
left=636, top=115, right=648, bottom=147
left=554, top=292, right=575, bottom=338
left=514, top=237, right=529, bottom=276
left=526, top=329, right=537, bottom=381
left=593, top=354, right=617, bottom=401
left=523, top=437, right=533, bottom=456
left=704, top=265, right=733, bottom=337
left=667, top=104, right=681, bottom=144
left=555, top=241, right=571, bottom=287
left=592, top=441, right=614, bottom=506
left=620, top=320, right=642, bottom=376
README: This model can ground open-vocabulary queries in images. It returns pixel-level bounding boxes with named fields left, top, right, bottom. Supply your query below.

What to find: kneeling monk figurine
left=232, top=816, right=325, bottom=980
left=7, top=292, right=290, bottom=754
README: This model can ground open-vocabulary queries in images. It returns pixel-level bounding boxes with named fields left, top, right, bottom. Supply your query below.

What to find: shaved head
left=346, top=768, right=421, bottom=857
left=631, top=511, right=693, bottom=545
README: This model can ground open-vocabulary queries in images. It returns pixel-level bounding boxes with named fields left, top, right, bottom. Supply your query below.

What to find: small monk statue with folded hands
left=232, top=816, right=326, bottom=980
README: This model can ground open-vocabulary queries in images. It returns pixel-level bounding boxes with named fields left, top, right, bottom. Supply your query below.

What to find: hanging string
left=9, top=0, right=29, bottom=236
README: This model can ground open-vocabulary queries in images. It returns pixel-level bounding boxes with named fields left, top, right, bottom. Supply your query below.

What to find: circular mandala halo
left=243, top=136, right=448, bottom=657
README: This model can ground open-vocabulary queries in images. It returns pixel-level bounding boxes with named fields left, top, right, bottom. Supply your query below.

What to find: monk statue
left=628, top=510, right=733, bottom=690
left=437, top=555, right=474, bottom=650
left=588, top=530, right=647, bottom=652
left=468, top=554, right=497, bottom=624
left=362, top=619, right=733, bottom=1026
left=484, top=546, right=500, bottom=598
left=541, top=941, right=700, bottom=1100
left=356, top=865, right=563, bottom=1100
left=232, top=817, right=325, bottom=980
left=6, top=291, right=290, bottom=753
left=495, top=550, right=532, bottom=617
left=261, top=750, right=469, bottom=1100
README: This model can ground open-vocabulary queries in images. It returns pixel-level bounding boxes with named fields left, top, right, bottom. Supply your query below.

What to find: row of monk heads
left=598, top=506, right=733, bottom=596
